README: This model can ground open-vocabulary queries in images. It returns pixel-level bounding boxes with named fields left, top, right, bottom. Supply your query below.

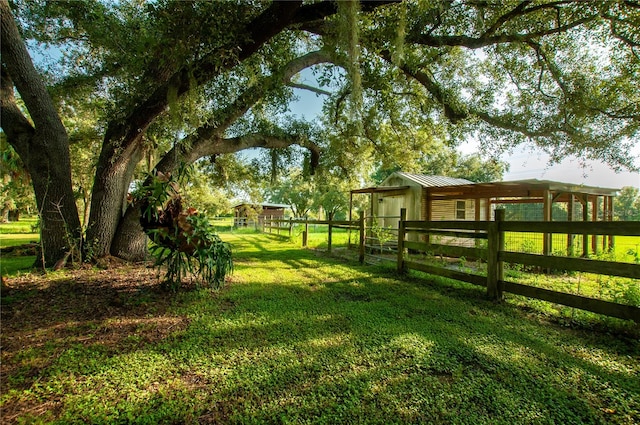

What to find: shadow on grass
left=158, top=271, right=639, bottom=424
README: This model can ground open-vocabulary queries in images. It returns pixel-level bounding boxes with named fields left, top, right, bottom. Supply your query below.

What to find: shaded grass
left=0, top=255, right=37, bottom=276
left=1, top=234, right=639, bottom=424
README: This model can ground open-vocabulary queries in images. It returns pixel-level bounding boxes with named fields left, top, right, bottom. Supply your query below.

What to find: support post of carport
left=348, top=192, right=353, bottom=248
left=592, top=197, right=599, bottom=253
left=543, top=190, right=552, bottom=256
left=397, top=208, right=407, bottom=274
left=567, top=194, right=575, bottom=257
left=607, top=195, right=615, bottom=252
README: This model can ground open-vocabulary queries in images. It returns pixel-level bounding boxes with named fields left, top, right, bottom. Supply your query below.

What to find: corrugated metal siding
left=431, top=200, right=455, bottom=220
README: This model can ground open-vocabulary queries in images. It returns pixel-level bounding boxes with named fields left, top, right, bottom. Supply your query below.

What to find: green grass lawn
left=1, top=233, right=638, bottom=424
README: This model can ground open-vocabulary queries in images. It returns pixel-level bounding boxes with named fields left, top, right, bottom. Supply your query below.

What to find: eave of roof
left=351, top=185, right=410, bottom=194
left=233, top=202, right=290, bottom=209
left=425, top=179, right=619, bottom=199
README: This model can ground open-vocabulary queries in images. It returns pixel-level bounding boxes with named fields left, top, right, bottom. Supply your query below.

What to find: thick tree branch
left=199, top=133, right=319, bottom=159
left=152, top=51, right=333, bottom=175
left=104, top=1, right=306, bottom=150
left=287, top=82, right=332, bottom=96
left=380, top=50, right=467, bottom=123
left=0, top=0, right=67, bottom=143
left=408, top=15, right=596, bottom=49
left=0, top=65, right=35, bottom=153
left=386, top=50, right=580, bottom=142
left=291, top=0, right=400, bottom=25
left=106, top=0, right=394, bottom=152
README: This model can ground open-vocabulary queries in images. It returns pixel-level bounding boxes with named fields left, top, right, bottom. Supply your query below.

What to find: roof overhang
left=424, top=180, right=619, bottom=201
left=233, top=202, right=290, bottom=209
left=351, top=185, right=410, bottom=195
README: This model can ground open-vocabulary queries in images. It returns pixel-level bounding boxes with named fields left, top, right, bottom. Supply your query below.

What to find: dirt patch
left=0, top=263, right=191, bottom=423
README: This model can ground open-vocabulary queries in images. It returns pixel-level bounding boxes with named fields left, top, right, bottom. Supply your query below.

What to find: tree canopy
left=1, top=0, right=639, bottom=266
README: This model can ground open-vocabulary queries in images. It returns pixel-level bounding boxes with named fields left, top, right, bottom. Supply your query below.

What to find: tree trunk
left=1, top=1, right=81, bottom=267
left=30, top=158, right=82, bottom=266
left=85, top=141, right=143, bottom=258
left=110, top=202, right=148, bottom=261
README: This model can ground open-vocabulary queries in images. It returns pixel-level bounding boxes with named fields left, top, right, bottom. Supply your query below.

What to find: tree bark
left=1, top=1, right=81, bottom=267
left=85, top=141, right=143, bottom=257
left=110, top=200, right=148, bottom=261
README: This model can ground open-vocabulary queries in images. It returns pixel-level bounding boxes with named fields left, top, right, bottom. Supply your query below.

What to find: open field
left=504, top=232, right=639, bottom=263
left=1, top=233, right=639, bottom=424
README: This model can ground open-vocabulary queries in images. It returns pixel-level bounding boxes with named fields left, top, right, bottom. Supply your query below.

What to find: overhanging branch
left=287, top=82, right=332, bottom=96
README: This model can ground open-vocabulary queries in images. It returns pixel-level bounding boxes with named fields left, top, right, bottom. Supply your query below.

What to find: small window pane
left=456, top=201, right=466, bottom=220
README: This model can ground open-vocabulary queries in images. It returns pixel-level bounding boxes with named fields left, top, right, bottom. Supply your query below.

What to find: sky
left=288, top=75, right=640, bottom=190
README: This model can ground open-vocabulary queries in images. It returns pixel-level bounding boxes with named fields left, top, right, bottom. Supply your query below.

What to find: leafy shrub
left=135, top=165, right=233, bottom=291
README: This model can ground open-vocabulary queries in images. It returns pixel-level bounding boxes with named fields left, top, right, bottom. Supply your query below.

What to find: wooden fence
left=262, top=216, right=366, bottom=260
left=264, top=212, right=640, bottom=322
left=399, top=208, right=640, bottom=322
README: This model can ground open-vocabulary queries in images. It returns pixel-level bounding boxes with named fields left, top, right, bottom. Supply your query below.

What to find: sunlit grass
left=0, top=233, right=39, bottom=248
left=0, top=217, right=38, bottom=234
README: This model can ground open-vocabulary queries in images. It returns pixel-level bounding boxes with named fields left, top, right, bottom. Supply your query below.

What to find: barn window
left=455, top=200, right=466, bottom=220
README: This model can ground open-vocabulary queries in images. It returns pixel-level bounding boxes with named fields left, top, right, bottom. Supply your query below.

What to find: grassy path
left=1, top=233, right=639, bottom=424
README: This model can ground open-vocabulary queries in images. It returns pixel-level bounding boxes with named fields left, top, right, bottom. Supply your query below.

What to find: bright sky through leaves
left=290, top=70, right=640, bottom=190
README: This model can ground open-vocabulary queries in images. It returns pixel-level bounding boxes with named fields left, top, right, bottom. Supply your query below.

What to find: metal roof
left=351, top=172, right=619, bottom=200
left=350, top=185, right=410, bottom=194
left=383, top=172, right=473, bottom=188
left=424, top=178, right=620, bottom=201
left=233, top=202, right=290, bottom=209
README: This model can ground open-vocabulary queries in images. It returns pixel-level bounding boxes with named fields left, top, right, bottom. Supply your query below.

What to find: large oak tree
left=1, top=0, right=638, bottom=266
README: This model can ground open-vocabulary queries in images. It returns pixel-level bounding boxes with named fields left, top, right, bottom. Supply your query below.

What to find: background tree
left=0, top=137, right=35, bottom=221
left=267, top=169, right=315, bottom=218
left=313, top=178, right=350, bottom=221
left=615, top=186, right=640, bottom=221
left=371, top=142, right=508, bottom=185
left=181, top=163, right=233, bottom=218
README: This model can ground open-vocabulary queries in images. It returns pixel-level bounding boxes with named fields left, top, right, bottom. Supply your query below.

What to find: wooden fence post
left=397, top=208, right=407, bottom=274
left=328, top=218, right=333, bottom=253
left=289, top=217, right=293, bottom=237
left=487, top=209, right=505, bottom=300
left=359, top=211, right=365, bottom=264
left=358, top=210, right=365, bottom=264
left=303, top=218, right=308, bottom=247
left=496, top=209, right=505, bottom=299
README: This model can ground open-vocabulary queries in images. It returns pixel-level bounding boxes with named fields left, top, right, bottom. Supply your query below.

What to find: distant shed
left=350, top=172, right=474, bottom=230
left=233, top=202, right=290, bottom=227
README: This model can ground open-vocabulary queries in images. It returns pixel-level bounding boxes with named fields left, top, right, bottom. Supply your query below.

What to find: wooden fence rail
left=263, top=216, right=364, bottom=258
left=398, top=208, right=640, bottom=322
